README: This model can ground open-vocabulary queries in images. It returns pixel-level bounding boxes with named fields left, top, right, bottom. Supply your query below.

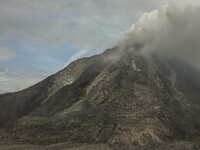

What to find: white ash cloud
left=118, top=0, right=200, bottom=69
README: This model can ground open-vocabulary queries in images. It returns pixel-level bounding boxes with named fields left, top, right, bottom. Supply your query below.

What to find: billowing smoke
left=118, top=0, right=200, bottom=69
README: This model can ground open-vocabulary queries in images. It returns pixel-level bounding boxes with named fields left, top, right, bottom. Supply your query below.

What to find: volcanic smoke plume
left=118, top=0, right=200, bottom=69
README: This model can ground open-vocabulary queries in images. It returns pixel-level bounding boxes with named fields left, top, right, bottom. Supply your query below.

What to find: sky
left=0, top=0, right=172, bottom=93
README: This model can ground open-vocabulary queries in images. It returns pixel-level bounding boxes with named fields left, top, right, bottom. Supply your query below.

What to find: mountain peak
left=0, top=48, right=200, bottom=149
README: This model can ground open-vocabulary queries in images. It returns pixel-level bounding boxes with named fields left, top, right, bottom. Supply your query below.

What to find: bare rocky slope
left=0, top=47, right=200, bottom=150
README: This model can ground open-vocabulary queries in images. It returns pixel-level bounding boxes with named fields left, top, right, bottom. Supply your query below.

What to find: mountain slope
left=0, top=47, right=200, bottom=150
left=0, top=55, right=99, bottom=128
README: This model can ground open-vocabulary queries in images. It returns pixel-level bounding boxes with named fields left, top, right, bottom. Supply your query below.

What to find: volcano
left=0, top=46, right=200, bottom=150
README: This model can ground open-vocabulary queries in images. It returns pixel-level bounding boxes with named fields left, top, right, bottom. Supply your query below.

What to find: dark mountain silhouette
left=0, top=47, right=200, bottom=150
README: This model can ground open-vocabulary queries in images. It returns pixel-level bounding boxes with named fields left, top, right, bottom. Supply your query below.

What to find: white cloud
left=65, top=49, right=90, bottom=66
left=0, top=47, right=16, bottom=60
